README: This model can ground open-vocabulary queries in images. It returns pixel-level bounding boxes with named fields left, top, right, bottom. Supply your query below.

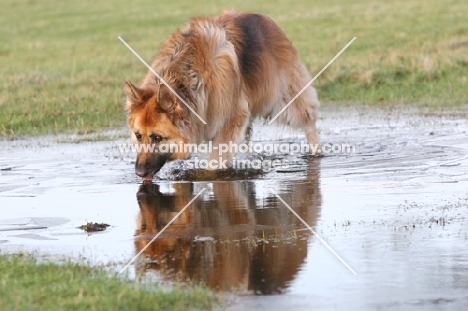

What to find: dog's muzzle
left=135, top=153, right=171, bottom=180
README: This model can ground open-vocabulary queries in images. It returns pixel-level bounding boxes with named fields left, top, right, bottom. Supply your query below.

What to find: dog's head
left=125, top=80, right=191, bottom=182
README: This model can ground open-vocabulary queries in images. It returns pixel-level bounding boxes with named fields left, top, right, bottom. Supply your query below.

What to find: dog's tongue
left=142, top=177, right=153, bottom=184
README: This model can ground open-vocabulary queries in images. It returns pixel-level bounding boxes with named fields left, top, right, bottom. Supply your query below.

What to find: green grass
left=1, top=0, right=467, bottom=137
left=0, top=254, right=220, bottom=311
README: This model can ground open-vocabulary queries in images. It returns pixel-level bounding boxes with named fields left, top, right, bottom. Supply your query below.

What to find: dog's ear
left=124, top=80, right=143, bottom=102
left=124, top=80, right=144, bottom=111
left=159, top=84, right=188, bottom=123
left=158, top=84, right=177, bottom=112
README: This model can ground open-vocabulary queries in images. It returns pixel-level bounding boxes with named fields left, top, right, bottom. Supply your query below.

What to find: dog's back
left=217, top=12, right=315, bottom=119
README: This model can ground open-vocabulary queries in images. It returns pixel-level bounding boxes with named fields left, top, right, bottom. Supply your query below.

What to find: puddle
left=1, top=107, right=468, bottom=310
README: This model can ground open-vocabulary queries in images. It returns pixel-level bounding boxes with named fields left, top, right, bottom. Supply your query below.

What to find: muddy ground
left=1, top=107, right=467, bottom=310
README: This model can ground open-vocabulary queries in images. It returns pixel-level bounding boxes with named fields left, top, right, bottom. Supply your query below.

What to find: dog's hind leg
left=305, top=120, right=320, bottom=154
left=300, top=91, right=321, bottom=155
left=277, top=84, right=320, bottom=151
left=301, top=95, right=321, bottom=156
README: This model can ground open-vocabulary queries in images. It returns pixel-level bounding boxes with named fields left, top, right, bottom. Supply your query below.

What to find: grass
left=0, top=254, right=220, bottom=311
left=1, top=0, right=467, bottom=137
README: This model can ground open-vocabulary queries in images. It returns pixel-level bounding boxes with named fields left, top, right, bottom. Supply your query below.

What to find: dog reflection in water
left=134, top=163, right=321, bottom=294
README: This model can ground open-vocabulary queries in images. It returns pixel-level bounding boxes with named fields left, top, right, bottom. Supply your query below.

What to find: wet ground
left=1, top=107, right=467, bottom=310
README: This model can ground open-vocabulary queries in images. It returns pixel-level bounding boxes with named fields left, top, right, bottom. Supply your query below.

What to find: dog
left=125, top=11, right=320, bottom=182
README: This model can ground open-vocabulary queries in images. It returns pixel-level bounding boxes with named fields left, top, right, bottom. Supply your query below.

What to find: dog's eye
left=135, top=132, right=142, bottom=142
left=150, top=134, right=163, bottom=143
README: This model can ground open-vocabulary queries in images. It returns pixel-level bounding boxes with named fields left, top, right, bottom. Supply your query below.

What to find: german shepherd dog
left=125, top=11, right=320, bottom=182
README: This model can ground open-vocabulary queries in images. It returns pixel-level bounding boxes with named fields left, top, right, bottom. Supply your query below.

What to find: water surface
left=1, top=108, right=467, bottom=310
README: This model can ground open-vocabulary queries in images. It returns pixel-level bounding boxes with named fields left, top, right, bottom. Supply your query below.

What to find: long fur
left=125, top=11, right=320, bottom=178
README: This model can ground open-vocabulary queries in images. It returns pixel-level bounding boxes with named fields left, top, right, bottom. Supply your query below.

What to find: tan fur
left=125, top=11, right=320, bottom=179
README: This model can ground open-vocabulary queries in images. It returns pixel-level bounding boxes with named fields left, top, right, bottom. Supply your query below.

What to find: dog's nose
left=135, top=167, right=150, bottom=178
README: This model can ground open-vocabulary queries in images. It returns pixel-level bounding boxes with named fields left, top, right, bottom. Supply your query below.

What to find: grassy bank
left=0, top=254, right=219, bottom=311
left=1, top=0, right=467, bottom=137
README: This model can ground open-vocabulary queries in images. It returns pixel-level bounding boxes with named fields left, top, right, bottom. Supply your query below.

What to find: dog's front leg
left=207, top=142, right=232, bottom=170
left=207, top=116, right=250, bottom=170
